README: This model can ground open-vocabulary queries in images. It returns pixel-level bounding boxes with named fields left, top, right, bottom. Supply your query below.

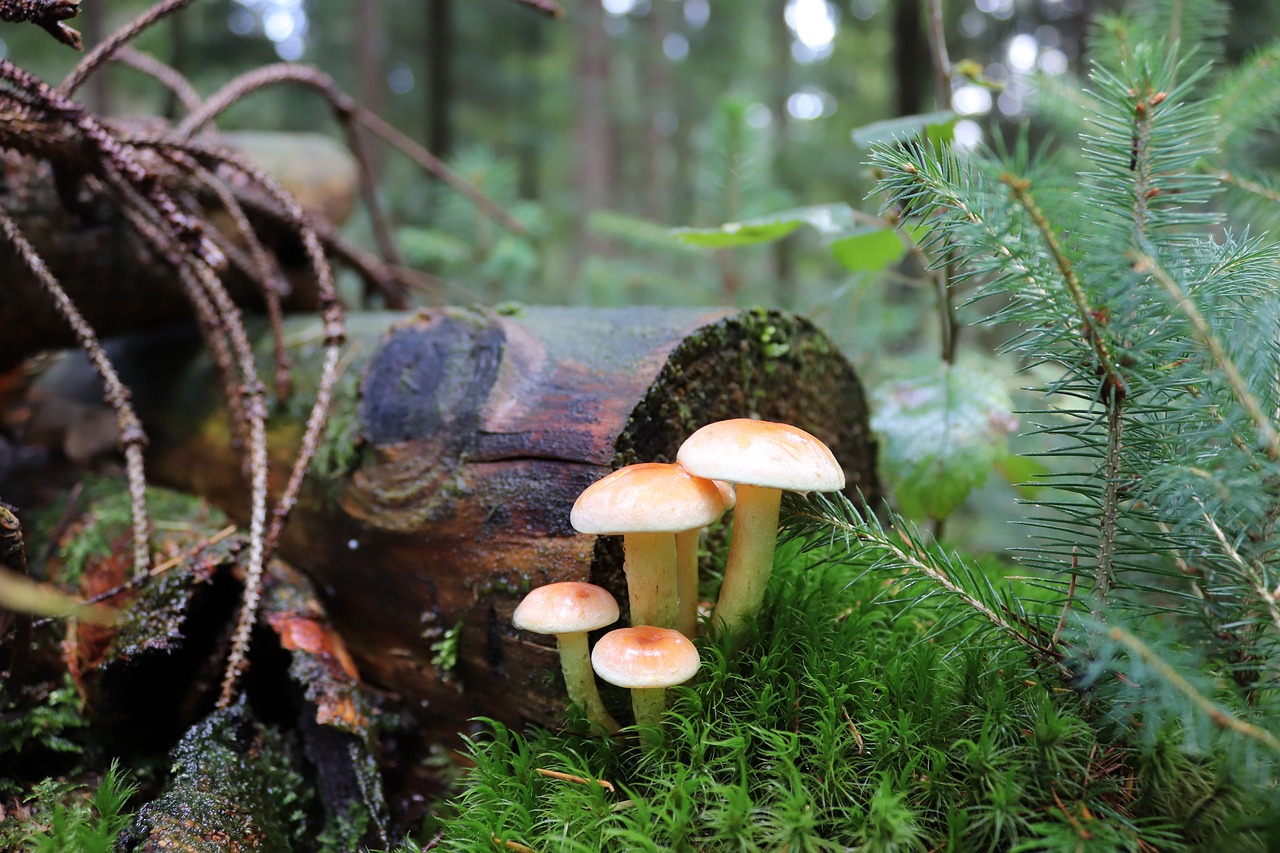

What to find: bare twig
left=175, top=64, right=528, bottom=238
left=0, top=0, right=82, bottom=50
left=0, top=209, right=151, bottom=579
left=110, top=45, right=202, bottom=114
left=59, top=0, right=192, bottom=96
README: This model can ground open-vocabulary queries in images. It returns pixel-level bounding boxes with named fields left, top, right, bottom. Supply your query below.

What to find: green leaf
left=671, top=203, right=856, bottom=249
left=852, top=111, right=956, bottom=149
left=871, top=363, right=1019, bottom=521
left=829, top=226, right=910, bottom=273
left=993, top=454, right=1050, bottom=499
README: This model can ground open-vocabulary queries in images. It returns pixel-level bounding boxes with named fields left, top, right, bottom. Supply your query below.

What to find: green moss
left=429, top=621, right=463, bottom=682
left=120, top=704, right=306, bottom=853
left=425, top=541, right=1252, bottom=852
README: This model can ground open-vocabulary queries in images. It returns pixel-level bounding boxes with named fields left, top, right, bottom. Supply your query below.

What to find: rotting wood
left=41, top=305, right=880, bottom=736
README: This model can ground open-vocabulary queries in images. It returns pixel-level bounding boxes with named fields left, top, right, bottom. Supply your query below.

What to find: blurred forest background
left=4, top=0, right=1279, bottom=548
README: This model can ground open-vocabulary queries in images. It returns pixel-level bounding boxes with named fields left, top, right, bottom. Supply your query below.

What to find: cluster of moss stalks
left=416, top=540, right=1258, bottom=852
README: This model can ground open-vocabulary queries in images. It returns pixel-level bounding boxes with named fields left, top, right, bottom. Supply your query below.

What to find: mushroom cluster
left=510, top=418, right=844, bottom=739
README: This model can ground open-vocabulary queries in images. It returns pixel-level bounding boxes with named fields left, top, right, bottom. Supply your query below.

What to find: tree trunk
left=425, top=0, right=453, bottom=163
left=95, top=306, right=880, bottom=735
left=572, top=0, right=613, bottom=268
left=893, top=0, right=929, bottom=115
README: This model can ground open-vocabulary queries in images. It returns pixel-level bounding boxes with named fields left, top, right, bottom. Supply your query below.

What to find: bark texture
left=88, top=306, right=877, bottom=734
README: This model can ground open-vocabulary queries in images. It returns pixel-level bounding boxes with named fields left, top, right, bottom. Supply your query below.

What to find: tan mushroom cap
left=677, top=419, right=845, bottom=492
left=512, top=582, right=620, bottom=635
left=571, top=463, right=726, bottom=534
left=590, top=626, right=700, bottom=689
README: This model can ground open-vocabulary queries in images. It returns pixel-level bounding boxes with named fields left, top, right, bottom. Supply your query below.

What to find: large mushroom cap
left=677, top=418, right=845, bottom=492
left=512, top=582, right=620, bottom=635
left=590, top=626, right=700, bottom=689
left=571, top=463, right=726, bottom=534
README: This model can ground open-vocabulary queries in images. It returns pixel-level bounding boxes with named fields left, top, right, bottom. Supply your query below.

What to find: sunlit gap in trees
left=229, top=0, right=309, bottom=61
left=951, top=0, right=1079, bottom=150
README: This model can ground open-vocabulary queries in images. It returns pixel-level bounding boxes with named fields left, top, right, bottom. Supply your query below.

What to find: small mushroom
left=571, top=463, right=724, bottom=630
left=590, top=625, right=700, bottom=744
left=512, top=581, right=621, bottom=734
left=677, top=419, right=844, bottom=638
left=673, top=480, right=735, bottom=638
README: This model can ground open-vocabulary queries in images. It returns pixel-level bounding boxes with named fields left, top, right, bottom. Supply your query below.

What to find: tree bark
left=96, top=306, right=880, bottom=735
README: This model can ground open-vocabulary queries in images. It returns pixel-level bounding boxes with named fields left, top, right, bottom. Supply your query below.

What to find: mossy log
left=124, top=305, right=879, bottom=734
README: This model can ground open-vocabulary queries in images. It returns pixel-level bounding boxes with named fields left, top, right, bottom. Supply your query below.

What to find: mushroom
left=512, top=581, right=621, bottom=734
left=571, top=463, right=724, bottom=631
left=673, top=480, right=735, bottom=638
left=677, top=419, right=844, bottom=638
left=590, top=625, right=700, bottom=744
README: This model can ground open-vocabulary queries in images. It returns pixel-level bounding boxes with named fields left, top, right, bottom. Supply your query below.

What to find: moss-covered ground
left=415, top=541, right=1254, bottom=852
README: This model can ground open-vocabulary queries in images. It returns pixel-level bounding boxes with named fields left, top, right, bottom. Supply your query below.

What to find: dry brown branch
left=0, top=0, right=83, bottom=50
left=175, top=64, right=528, bottom=238
left=110, top=46, right=203, bottom=114
left=0, top=208, right=152, bottom=579
left=59, top=0, right=192, bottom=96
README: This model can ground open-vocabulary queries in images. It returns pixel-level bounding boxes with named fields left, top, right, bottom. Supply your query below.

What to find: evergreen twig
left=1134, top=250, right=1280, bottom=460
left=1107, top=625, right=1280, bottom=755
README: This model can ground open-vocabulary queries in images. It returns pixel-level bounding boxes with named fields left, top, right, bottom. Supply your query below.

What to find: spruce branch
left=782, top=492, right=1060, bottom=663
left=1193, top=499, right=1280, bottom=638
left=1001, top=175, right=1129, bottom=401
left=1132, top=250, right=1280, bottom=460
left=1211, top=168, right=1280, bottom=206
left=1107, top=625, right=1280, bottom=756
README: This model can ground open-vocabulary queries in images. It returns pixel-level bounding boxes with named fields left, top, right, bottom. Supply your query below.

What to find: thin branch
left=1095, top=387, right=1123, bottom=612
left=175, top=63, right=528, bottom=238
left=1134, top=251, right=1280, bottom=460
left=1194, top=499, right=1280, bottom=638
left=0, top=208, right=151, bottom=579
left=59, top=0, right=192, bottom=96
left=1108, top=625, right=1280, bottom=756
left=110, top=45, right=202, bottom=114
left=510, top=0, right=564, bottom=17
left=0, top=0, right=82, bottom=50
left=1002, top=174, right=1130, bottom=400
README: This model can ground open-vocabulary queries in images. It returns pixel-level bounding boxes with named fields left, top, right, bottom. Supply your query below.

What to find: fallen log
left=56, top=305, right=879, bottom=735
left=0, top=132, right=356, bottom=370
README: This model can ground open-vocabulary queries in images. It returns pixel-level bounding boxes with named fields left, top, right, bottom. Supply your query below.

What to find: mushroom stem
left=629, top=687, right=668, bottom=746
left=557, top=631, right=620, bottom=735
left=674, top=529, right=700, bottom=638
left=711, top=484, right=783, bottom=638
left=622, top=531, right=679, bottom=629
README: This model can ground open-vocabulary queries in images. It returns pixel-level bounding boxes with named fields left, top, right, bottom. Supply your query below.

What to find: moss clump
left=427, top=541, right=1253, bottom=852
left=118, top=703, right=306, bottom=853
